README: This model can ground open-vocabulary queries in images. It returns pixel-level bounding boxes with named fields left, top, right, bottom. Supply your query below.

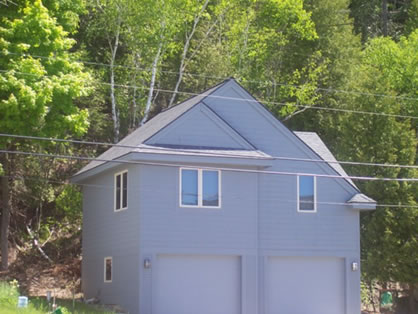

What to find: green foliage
left=0, top=0, right=92, bottom=268
left=0, top=281, right=19, bottom=308
left=56, top=185, right=82, bottom=224
left=337, top=31, right=418, bottom=285
left=350, top=0, right=416, bottom=41
left=0, top=281, right=114, bottom=313
left=0, top=280, right=46, bottom=313
left=42, top=0, right=87, bottom=34
left=0, top=0, right=91, bottom=141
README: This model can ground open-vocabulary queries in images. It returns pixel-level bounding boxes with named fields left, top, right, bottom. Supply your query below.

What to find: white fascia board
left=349, top=203, right=377, bottom=211
left=129, top=151, right=274, bottom=167
left=70, top=151, right=273, bottom=183
left=70, top=153, right=131, bottom=183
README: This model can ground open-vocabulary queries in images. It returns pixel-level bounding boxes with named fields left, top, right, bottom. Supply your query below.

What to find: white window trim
left=114, top=170, right=128, bottom=212
left=297, top=175, right=317, bottom=213
left=179, top=168, right=221, bottom=209
left=104, top=256, right=112, bottom=283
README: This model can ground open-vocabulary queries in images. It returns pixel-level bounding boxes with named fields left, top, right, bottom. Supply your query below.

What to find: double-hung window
left=180, top=168, right=221, bottom=208
left=115, top=170, right=128, bottom=211
left=297, top=175, right=316, bottom=212
left=104, top=257, right=112, bottom=282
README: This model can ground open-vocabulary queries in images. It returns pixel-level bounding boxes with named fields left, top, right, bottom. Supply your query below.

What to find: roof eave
left=129, top=151, right=274, bottom=167
left=349, top=202, right=377, bottom=211
left=71, top=151, right=273, bottom=183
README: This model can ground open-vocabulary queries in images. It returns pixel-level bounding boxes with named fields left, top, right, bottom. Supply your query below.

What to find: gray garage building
left=72, top=78, right=376, bottom=314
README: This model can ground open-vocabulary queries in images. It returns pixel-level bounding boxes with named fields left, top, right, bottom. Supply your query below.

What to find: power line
left=1, top=133, right=417, bottom=170
left=1, top=69, right=417, bottom=120
left=0, top=0, right=18, bottom=6
left=2, top=51, right=418, bottom=101
left=1, top=149, right=417, bottom=182
left=2, top=174, right=418, bottom=209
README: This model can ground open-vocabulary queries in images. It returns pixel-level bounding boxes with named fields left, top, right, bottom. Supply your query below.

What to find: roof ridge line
left=160, top=78, right=232, bottom=114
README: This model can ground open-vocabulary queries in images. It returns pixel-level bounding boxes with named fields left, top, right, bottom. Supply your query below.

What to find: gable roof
left=145, top=102, right=257, bottom=150
left=202, top=78, right=362, bottom=194
left=74, top=79, right=233, bottom=176
left=74, top=78, right=372, bottom=204
left=294, top=131, right=358, bottom=190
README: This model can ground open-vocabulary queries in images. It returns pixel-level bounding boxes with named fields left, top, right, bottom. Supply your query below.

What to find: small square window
left=180, top=168, right=221, bottom=208
left=104, top=257, right=112, bottom=282
left=298, top=175, right=316, bottom=212
left=114, top=170, right=128, bottom=211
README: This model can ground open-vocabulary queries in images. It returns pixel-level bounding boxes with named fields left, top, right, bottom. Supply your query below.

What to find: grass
left=0, top=281, right=114, bottom=314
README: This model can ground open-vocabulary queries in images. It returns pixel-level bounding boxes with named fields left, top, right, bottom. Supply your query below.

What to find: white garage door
left=153, top=254, right=241, bottom=314
left=266, top=256, right=345, bottom=314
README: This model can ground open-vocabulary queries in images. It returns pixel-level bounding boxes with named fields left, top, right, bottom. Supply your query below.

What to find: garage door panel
left=266, top=256, right=345, bottom=314
left=153, top=254, right=241, bottom=314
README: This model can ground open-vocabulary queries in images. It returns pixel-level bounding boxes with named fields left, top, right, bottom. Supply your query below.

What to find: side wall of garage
left=82, top=165, right=141, bottom=313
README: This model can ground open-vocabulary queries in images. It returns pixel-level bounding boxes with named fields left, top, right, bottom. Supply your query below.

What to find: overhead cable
left=0, top=69, right=417, bottom=120
left=2, top=174, right=418, bottom=209
left=1, top=133, right=417, bottom=170
left=1, top=149, right=417, bottom=182
left=2, top=51, right=418, bottom=101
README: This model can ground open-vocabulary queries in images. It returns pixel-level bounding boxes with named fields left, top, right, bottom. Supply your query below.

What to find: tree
left=0, top=0, right=91, bottom=269
left=284, top=0, right=362, bottom=145
left=350, top=0, right=416, bottom=41
left=337, top=31, right=417, bottom=313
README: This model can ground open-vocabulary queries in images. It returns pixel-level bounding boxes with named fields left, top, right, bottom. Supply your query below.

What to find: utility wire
left=0, top=149, right=417, bottom=182
left=2, top=51, right=418, bottom=101
left=1, top=133, right=417, bottom=170
left=2, top=174, right=418, bottom=209
left=1, top=69, right=417, bottom=120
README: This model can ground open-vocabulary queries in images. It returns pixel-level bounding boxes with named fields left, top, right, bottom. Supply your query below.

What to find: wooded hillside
left=0, top=0, right=417, bottom=312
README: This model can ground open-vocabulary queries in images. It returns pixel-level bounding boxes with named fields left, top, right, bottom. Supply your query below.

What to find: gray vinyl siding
left=146, top=102, right=252, bottom=149
left=137, top=165, right=358, bottom=251
left=138, top=164, right=258, bottom=250
left=82, top=164, right=140, bottom=313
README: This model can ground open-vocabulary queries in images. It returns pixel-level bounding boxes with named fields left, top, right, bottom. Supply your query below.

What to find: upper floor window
left=104, top=257, right=112, bottom=282
left=115, top=170, right=128, bottom=211
left=180, top=168, right=221, bottom=208
left=297, top=175, right=316, bottom=212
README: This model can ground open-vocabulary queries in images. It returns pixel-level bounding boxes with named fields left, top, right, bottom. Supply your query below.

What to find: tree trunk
left=1, top=154, right=10, bottom=271
left=109, top=18, right=121, bottom=143
left=168, top=0, right=210, bottom=107
left=409, top=283, right=416, bottom=314
left=130, top=53, right=140, bottom=130
left=382, top=0, right=388, bottom=36
left=141, top=42, right=163, bottom=126
left=110, top=59, right=119, bottom=143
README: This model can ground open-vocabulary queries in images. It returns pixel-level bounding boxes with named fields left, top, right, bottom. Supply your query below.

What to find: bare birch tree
left=168, top=0, right=210, bottom=107
left=108, top=15, right=121, bottom=142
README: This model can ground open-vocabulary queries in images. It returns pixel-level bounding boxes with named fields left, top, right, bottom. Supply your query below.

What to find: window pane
left=116, top=174, right=121, bottom=210
left=105, top=258, right=112, bottom=281
left=181, top=169, right=198, bottom=205
left=122, top=172, right=128, bottom=208
left=203, top=171, right=219, bottom=206
left=299, top=176, right=314, bottom=210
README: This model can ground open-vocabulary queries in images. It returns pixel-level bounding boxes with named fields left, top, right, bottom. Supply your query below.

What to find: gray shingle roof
left=75, top=80, right=230, bottom=176
left=294, top=131, right=358, bottom=191
left=348, top=193, right=376, bottom=203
